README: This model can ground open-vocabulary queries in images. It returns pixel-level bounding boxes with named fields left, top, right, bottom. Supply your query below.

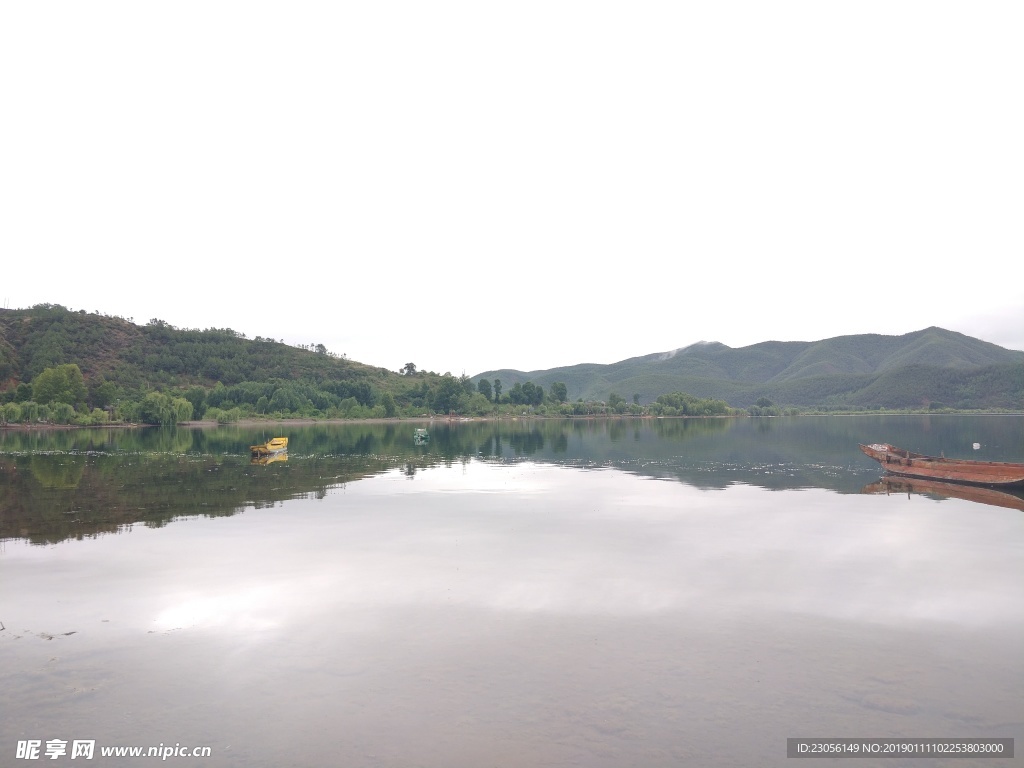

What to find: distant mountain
left=474, top=328, right=1024, bottom=409
left=3, top=307, right=1021, bottom=413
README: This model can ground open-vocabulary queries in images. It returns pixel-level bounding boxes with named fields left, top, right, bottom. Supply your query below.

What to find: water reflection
left=863, top=476, right=1024, bottom=512
left=2, top=460, right=1021, bottom=767
left=2, top=415, right=1022, bottom=544
left=29, top=455, right=86, bottom=489
left=250, top=452, right=288, bottom=466
left=2, top=417, right=1022, bottom=767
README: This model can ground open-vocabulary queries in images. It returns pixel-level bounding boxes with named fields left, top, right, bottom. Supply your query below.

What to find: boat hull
left=859, top=443, right=1024, bottom=487
left=250, top=437, right=289, bottom=457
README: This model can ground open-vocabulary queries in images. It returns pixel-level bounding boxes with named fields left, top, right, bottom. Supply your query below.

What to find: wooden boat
left=859, top=443, right=1024, bottom=487
left=862, top=477, right=1024, bottom=512
left=250, top=437, right=288, bottom=457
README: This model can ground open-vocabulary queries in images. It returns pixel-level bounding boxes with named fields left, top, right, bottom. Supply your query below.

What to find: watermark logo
left=16, top=740, right=208, bottom=760
left=71, top=742, right=95, bottom=760
left=15, top=741, right=41, bottom=760
left=18, top=740, right=93, bottom=760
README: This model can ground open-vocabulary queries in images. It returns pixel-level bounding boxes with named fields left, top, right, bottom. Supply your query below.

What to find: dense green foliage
left=650, top=392, right=732, bottom=416
left=31, top=363, right=87, bottom=406
left=0, top=305, right=520, bottom=423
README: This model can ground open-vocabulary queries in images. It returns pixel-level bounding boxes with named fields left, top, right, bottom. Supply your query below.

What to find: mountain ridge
left=474, top=327, right=1024, bottom=409
left=1, top=306, right=1021, bottom=412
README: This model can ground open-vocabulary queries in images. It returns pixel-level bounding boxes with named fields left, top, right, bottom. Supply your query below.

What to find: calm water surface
left=2, top=416, right=1022, bottom=766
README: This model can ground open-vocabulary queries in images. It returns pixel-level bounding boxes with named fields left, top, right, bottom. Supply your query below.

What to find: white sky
left=2, top=2, right=1022, bottom=376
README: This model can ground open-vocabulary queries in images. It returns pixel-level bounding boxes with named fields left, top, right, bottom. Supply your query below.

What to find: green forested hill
left=0, top=304, right=472, bottom=422
left=0, top=304, right=388, bottom=389
left=475, top=328, right=1024, bottom=409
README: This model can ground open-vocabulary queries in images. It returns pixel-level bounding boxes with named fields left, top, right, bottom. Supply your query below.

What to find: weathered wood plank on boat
left=859, top=443, right=1024, bottom=487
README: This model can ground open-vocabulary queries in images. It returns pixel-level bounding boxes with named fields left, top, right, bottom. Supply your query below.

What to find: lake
left=2, top=415, right=1022, bottom=766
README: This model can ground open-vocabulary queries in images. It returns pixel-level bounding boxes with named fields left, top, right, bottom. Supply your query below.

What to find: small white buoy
left=972, top=442, right=981, bottom=450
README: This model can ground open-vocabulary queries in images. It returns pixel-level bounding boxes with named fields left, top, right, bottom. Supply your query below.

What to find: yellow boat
left=250, top=437, right=288, bottom=457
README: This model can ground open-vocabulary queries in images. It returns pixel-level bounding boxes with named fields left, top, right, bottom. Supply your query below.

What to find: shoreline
left=2, top=411, right=1023, bottom=432
left=2, top=413, right=730, bottom=431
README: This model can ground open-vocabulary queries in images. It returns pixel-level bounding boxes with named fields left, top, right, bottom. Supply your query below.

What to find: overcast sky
left=2, top=2, right=1021, bottom=376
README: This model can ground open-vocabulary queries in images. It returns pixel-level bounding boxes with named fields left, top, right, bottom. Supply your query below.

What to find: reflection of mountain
left=2, top=415, right=1022, bottom=544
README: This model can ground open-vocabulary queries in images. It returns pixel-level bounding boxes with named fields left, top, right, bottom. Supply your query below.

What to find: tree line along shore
left=2, top=305, right=1021, bottom=427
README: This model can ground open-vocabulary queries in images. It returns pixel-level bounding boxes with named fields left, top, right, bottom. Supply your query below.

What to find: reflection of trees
left=651, top=418, right=732, bottom=440
left=508, top=428, right=545, bottom=456
left=29, top=455, right=85, bottom=489
left=6, top=415, right=1021, bottom=545
left=1, top=451, right=400, bottom=545
left=4, top=419, right=738, bottom=545
left=0, top=426, right=194, bottom=455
